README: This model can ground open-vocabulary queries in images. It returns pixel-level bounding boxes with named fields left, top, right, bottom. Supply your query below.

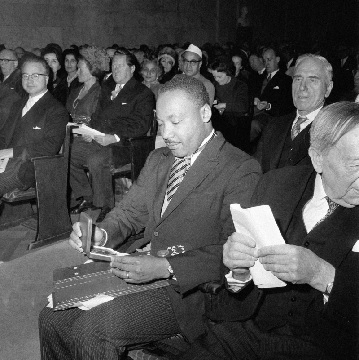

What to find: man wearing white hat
left=183, top=44, right=215, bottom=106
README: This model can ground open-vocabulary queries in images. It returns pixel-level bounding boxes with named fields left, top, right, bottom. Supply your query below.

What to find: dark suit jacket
left=92, top=76, right=155, bottom=139
left=0, top=91, right=69, bottom=186
left=207, top=166, right=359, bottom=359
left=0, top=83, right=21, bottom=131
left=255, top=111, right=312, bottom=173
left=1, top=68, right=27, bottom=98
left=100, top=133, right=262, bottom=341
left=259, top=70, right=294, bottom=117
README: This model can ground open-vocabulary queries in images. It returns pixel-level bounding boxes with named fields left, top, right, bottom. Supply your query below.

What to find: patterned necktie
left=291, top=116, right=308, bottom=140
left=166, top=157, right=191, bottom=203
left=260, top=74, right=271, bottom=94
left=314, top=196, right=339, bottom=228
left=111, top=84, right=123, bottom=100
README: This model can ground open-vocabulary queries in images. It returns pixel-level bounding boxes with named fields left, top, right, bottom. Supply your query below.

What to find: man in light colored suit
left=39, top=75, right=261, bottom=359
left=0, top=56, right=68, bottom=196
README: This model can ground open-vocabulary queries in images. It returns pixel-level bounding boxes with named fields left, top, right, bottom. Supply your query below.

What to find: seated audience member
left=179, top=101, right=359, bottom=360
left=69, top=49, right=155, bottom=223
left=42, top=46, right=67, bottom=105
left=14, top=46, right=25, bottom=60
left=0, top=48, right=26, bottom=97
left=255, top=54, right=333, bottom=173
left=251, top=46, right=294, bottom=142
left=66, top=47, right=108, bottom=124
left=62, top=48, right=81, bottom=99
left=158, top=46, right=179, bottom=84
left=183, top=43, right=215, bottom=106
left=0, top=56, right=68, bottom=196
left=141, top=58, right=161, bottom=100
left=38, top=74, right=261, bottom=360
left=232, top=50, right=250, bottom=82
left=248, top=52, right=266, bottom=102
left=210, top=57, right=249, bottom=150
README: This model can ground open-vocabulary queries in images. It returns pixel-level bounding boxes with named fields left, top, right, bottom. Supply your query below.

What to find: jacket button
left=153, top=231, right=158, bottom=237
left=288, top=311, right=293, bottom=317
left=291, top=296, right=297, bottom=302
left=304, top=241, right=310, bottom=247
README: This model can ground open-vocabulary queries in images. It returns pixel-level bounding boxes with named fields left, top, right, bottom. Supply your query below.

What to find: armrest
left=31, top=154, right=63, bottom=162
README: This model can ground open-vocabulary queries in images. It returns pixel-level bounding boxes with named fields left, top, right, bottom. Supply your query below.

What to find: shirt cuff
left=226, top=271, right=252, bottom=292
left=114, top=134, right=120, bottom=142
left=98, top=228, right=108, bottom=246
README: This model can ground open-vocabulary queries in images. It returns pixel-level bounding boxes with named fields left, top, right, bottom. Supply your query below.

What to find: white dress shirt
left=291, top=107, right=323, bottom=135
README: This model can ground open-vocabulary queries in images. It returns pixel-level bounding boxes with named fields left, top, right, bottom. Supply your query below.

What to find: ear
left=308, top=146, right=323, bottom=174
left=130, top=65, right=135, bottom=74
left=14, top=60, right=18, bottom=68
left=276, top=56, right=280, bottom=65
left=200, top=104, right=212, bottom=123
left=325, top=81, right=333, bottom=98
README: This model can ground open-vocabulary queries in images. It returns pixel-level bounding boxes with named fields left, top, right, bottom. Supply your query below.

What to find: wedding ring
left=126, top=271, right=129, bottom=279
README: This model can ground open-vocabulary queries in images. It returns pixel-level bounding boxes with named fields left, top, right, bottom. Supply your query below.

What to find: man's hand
left=68, top=222, right=105, bottom=252
left=258, top=244, right=335, bottom=291
left=253, top=97, right=260, bottom=106
left=257, top=101, right=268, bottom=111
left=110, top=255, right=170, bottom=283
left=93, top=134, right=118, bottom=146
left=0, top=148, right=13, bottom=159
left=223, top=232, right=258, bottom=281
left=81, top=134, right=93, bottom=142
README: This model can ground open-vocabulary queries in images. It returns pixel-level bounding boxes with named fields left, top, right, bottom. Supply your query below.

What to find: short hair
left=78, top=55, right=103, bottom=78
left=310, top=101, right=359, bottom=154
left=21, top=55, right=50, bottom=76
left=158, top=74, right=210, bottom=107
left=0, top=49, right=17, bottom=60
left=114, top=49, right=139, bottom=69
left=63, top=48, right=80, bottom=63
left=209, top=57, right=234, bottom=76
left=294, top=53, right=333, bottom=87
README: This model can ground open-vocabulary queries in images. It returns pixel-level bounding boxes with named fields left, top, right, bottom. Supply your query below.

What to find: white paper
left=70, top=123, right=105, bottom=139
left=0, top=157, right=9, bottom=173
left=230, top=204, right=286, bottom=288
left=352, top=240, right=359, bottom=252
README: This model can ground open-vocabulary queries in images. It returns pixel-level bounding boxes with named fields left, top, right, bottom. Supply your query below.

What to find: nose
left=161, top=123, right=172, bottom=140
left=299, top=79, right=308, bottom=91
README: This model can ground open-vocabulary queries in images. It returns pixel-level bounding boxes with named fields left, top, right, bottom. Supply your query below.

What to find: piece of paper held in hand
left=0, top=157, right=9, bottom=174
left=230, top=204, right=286, bottom=288
left=71, top=124, right=105, bottom=139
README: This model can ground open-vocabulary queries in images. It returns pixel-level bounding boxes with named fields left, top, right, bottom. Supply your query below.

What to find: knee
left=87, top=153, right=110, bottom=171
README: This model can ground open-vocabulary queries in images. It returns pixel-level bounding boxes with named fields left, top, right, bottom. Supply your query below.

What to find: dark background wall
left=0, top=0, right=357, bottom=50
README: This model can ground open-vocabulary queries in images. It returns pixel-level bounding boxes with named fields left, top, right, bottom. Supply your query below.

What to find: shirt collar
left=296, top=106, right=323, bottom=123
left=28, top=90, right=47, bottom=102
left=313, top=173, right=327, bottom=202
left=268, top=69, right=279, bottom=78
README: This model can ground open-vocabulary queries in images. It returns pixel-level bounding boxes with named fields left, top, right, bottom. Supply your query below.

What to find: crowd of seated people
left=0, top=36, right=358, bottom=360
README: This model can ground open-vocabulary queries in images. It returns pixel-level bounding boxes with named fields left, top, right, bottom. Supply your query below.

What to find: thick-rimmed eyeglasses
left=0, top=58, right=17, bottom=64
left=183, top=59, right=201, bottom=66
left=22, top=73, right=48, bottom=81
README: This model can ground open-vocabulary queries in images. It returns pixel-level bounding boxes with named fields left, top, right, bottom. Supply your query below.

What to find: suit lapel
left=269, top=113, right=295, bottom=169
left=159, top=134, right=223, bottom=224
left=290, top=123, right=311, bottom=165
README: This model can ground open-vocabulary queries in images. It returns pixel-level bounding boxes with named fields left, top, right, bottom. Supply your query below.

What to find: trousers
left=39, top=287, right=182, bottom=360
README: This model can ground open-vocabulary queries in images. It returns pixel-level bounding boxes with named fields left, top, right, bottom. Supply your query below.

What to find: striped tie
left=166, top=157, right=191, bottom=203
left=291, top=116, right=308, bottom=140
left=314, top=196, right=339, bottom=228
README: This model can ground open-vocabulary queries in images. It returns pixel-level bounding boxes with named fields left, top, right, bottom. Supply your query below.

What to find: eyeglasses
left=22, top=73, right=48, bottom=81
left=183, top=59, right=201, bottom=66
left=0, top=59, right=17, bottom=64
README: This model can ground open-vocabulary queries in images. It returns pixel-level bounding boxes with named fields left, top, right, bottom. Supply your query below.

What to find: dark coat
left=100, top=133, right=262, bottom=341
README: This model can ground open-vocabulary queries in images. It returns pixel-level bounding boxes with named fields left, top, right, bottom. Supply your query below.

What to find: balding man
left=0, top=49, right=26, bottom=97
left=256, top=54, right=333, bottom=173
left=0, top=56, right=68, bottom=196
left=180, top=101, right=359, bottom=360
left=182, top=43, right=215, bottom=106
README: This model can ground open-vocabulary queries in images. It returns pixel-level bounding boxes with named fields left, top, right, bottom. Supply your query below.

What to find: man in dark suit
left=255, top=54, right=333, bottom=173
left=179, top=102, right=359, bottom=360
left=0, top=56, right=68, bottom=196
left=0, top=48, right=26, bottom=97
left=38, top=75, right=261, bottom=360
left=250, top=47, right=294, bottom=142
left=69, top=49, right=155, bottom=222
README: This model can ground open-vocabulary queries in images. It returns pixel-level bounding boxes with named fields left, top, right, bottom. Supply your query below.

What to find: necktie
left=260, top=74, right=271, bottom=94
left=166, top=157, right=191, bottom=203
left=111, top=84, right=123, bottom=100
left=314, top=196, right=339, bottom=229
left=291, top=116, right=308, bottom=140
